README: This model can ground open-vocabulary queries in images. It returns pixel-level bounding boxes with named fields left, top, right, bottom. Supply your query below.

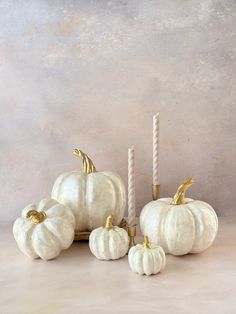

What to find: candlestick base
left=152, top=184, right=160, bottom=201
left=127, top=224, right=137, bottom=252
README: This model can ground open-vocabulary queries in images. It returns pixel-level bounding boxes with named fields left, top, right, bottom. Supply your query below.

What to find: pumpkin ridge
left=52, top=171, right=77, bottom=200
left=144, top=250, right=154, bottom=275
left=134, top=248, right=144, bottom=274
left=161, top=203, right=172, bottom=252
left=99, top=171, right=123, bottom=225
left=100, top=228, right=110, bottom=260
left=151, top=249, right=160, bottom=273
left=74, top=172, right=88, bottom=232
left=38, top=198, right=58, bottom=212
left=45, top=204, right=75, bottom=227
left=42, top=203, right=63, bottom=216
left=16, top=219, right=37, bottom=258
left=186, top=201, right=218, bottom=253
left=32, top=224, right=62, bottom=259
left=192, top=200, right=219, bottom=230
left=115, top=227, right=129, bottom=257
left=165, top=204, right=196, bottom=255
left=158, top=247, right=166, bottom=270
left=185, top=203, right=199, bottom=252
left=85, top=172, right=97, bottom=231
left=108, top=229, right=120, bottom=259
left=44, top=217, right=74, bottom=249
left=91, top=227, right=102, bottom=258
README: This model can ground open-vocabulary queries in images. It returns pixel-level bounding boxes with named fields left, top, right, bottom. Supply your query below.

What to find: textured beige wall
left=0, top=1, right=235, bottom=222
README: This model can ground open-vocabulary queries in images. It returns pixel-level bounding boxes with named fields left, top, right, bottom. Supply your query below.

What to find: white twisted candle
left=153, top=113, right=160, bottom=185
left=128, top=145, right=135, bottom=226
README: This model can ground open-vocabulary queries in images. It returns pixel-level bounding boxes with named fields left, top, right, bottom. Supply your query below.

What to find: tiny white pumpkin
left=128, top=236, right=166, bottom=275
left=140, top=178, right=218, bottom=256
left=51, top=149, right=126, bottom=233
left=89, top=215, right=129, bottom=260
left=13, top=199, right=76, bottom=260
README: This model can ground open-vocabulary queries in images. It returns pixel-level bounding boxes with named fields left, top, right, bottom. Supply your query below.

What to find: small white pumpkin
left=51, top=149, right=126, bottom=233
left=13, top=199, right=76, bottom=260
left=140, top=178, right=218, bottom=256
left=89, top=215, right=129, bottom=260
left=128, top=236, right=166, bottom=275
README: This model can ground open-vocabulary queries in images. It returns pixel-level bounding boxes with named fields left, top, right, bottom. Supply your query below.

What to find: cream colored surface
left=13, top=199, right=75, bottom=260
left=128, top=240, right=166, bottom=276
left=140, top=197, right=218, bottom=255
left=1, top=217, right=235, bottom=314
left=52, top=171, right=126, bottom=231
left=0, top=1, right=236, bottom=223
left=89, top=224, right=129, bottom=260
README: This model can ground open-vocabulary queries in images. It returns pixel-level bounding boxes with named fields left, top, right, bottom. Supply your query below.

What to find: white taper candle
left=153, top=113, right=160, bottom=185
left=128, top=145, right=135, bottom=226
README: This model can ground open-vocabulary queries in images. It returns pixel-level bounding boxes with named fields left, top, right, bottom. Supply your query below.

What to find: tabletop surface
left=1, top=217, right=236, bottom=314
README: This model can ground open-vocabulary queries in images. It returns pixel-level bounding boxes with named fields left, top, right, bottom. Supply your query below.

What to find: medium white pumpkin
left=51, top=149, right=126, bottom=233
left=140, top=178, right=218, bottom=256
left=13, top=199, right=75, bottom=260
left=89, top=215, right=129, bottom=260
left=128, top=236, right=166, bottom=275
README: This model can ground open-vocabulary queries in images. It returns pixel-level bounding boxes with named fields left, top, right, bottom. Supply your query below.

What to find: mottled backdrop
left=0, top=0, right=235, bottom=222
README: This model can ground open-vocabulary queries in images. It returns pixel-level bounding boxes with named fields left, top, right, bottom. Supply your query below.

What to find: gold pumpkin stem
left=171, top=178, right=194, bottom=205
left=73, top=149, right=96, bottom=174
left=104, top=215, right=113, bottom=230
left=26, top=210, right=46, bottom=224
left=143, top=236, right=152, bottom=249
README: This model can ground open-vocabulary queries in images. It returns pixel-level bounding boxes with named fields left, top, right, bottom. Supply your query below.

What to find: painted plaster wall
left=0, top=1, right=235, bottom=222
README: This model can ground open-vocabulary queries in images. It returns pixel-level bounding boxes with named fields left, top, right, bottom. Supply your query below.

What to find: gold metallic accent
left=73, top=149, right=96, bottom=174
left=104, top=215, right=113, bottom=230
left=171, top=178, right=194, bottom=205
left=74, top=231, right=90, bottom=241
left=127, top=224, right=137, bottom=250
left=152, top=184, right=160, bottom=200
left=73, top=218, right=128, bottom=241
left=143, top=236, right=152, bottom=249
left=26, top=210, right=47, bottom=224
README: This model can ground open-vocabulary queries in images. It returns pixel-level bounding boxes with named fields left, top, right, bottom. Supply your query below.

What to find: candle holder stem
left=152, top=184, right=160, bottom=201
left=127, top=225, right=137, bottom=252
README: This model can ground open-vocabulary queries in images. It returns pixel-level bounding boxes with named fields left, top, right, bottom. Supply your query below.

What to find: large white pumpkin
left=140, top=178, right=218, bottom=256
left=13, top=199, right=75, bottom=260
left=89, top=215, right=129, bottom=260
left=51, top=149, right=126, bottom=233
left=128, top=236, right=166, bottom=276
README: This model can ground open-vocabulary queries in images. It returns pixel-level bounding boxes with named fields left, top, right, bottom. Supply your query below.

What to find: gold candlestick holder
left=127, top=224, right=137, bottom=251
left=152, top=184, right=160, bottom=200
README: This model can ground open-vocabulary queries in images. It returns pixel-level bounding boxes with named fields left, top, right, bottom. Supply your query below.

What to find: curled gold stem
left=26, top=210, right=46, bottom=224
left=171, top=178, right=194, bottom=205
left=104, top=215, right=113, bottom=230
left=73, top=149, right=96, bottom=174
left=143, top=236, right=152, bottom=249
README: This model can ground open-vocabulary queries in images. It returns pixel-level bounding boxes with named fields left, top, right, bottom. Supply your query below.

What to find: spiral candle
left=128, top=145, right=135, bottom=226
left=153, top=113, right=160, bottom=186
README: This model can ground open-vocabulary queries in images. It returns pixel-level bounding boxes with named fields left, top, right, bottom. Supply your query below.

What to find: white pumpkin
left=89, top=215, right=129, bottom=260
left=51, top=149, right=126, bottom=233
left=13, top=199, right=75, bottom=260
left=140, top=178, right=218, bottom=256
left=128, top=236, right=166, bottom=275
